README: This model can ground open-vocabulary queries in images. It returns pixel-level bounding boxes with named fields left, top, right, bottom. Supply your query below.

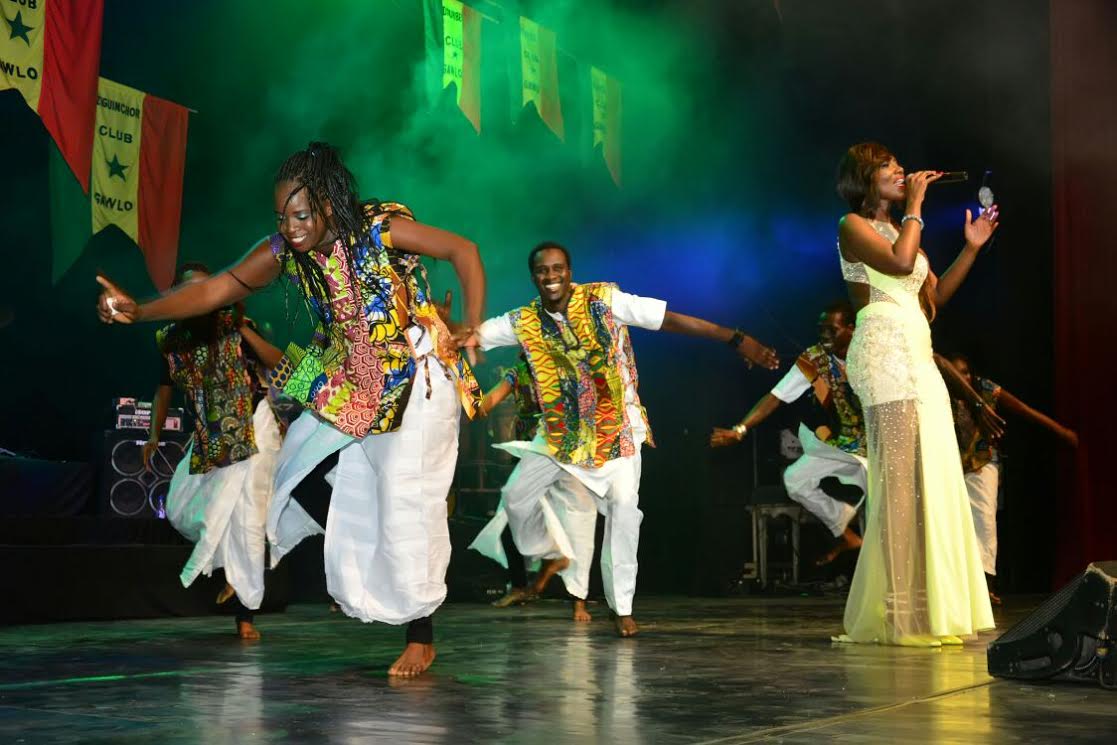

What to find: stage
left=1, top=596, right=1113, bottom=743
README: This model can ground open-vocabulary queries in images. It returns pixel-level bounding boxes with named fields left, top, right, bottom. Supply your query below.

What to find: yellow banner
left=591, top=66, right=608, bottom=149
left=0, top=0, right=46, bottom=111
left=442, top=0, right=464, bottom=105
left=91, top=77, right=144, bottom=241
left=520, top=16, right=541, bottom=111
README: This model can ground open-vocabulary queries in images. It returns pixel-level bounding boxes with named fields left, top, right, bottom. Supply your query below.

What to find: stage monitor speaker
left=99, top=430, right=189, bottom=518
left=987, top=561, right=1117, bottom=688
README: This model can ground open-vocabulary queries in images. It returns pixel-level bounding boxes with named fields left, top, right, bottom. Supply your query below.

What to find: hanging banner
left=591, top=66, right=622, bottom=186
left=520, top=16, right=564, bottom=141
left=88, top=78, right=189, bottom=290
left=424, top=0, right=482, bottom=132
left=92, top=78, right=144, bottom=241
left=1, top=0, right=103, bottom=191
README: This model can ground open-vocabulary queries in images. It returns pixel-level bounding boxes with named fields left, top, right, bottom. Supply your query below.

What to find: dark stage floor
left=1, top=596, right=1114, bottom=744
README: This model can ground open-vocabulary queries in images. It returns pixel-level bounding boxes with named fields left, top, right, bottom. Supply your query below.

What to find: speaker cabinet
left=988, top=561, right=1117, bottom=688
left=99, top=430, right=190, bottom=518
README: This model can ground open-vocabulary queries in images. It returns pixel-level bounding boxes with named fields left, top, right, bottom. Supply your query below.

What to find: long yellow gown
left=837, top=220, right=994, bottom=646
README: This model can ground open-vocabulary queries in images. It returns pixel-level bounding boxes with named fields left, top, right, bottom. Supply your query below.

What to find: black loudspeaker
left=99, top=430, right=190, bottom=518
left=988, top=561, right=1117, bottom=688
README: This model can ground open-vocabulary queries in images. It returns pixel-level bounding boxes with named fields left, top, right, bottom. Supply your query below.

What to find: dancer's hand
left=977, top=404, right=1006, bottom=441
left=964, top=205, right=999, bottom=250
left=904, top=170, right=942, bottom=211
left=141, top=439, right=160, bottom=472
left=436, top=289, right=484, bottom=366
left=452, top=328, right=484, bottom=367
left=710, top=427, right=745, bottom=448
left=735, top=335, right=779, bottom=370
left=96, top=275, right=139, bottom=324
left=433, top=289, right=453, bottom=325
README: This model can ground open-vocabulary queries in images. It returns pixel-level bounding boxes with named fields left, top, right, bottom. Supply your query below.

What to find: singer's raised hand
left=964, top=203, right=999, bottom=249
left=904, top=170, right=943, bottom=210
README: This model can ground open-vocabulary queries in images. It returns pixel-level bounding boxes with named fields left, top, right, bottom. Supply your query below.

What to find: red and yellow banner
left=1, top=0, right=103, bottom=192
left=591, top=66, right=622, bottom=186
left=520, top=16, right=563, bottom=141
left=92, top=78, right=189, bottom=290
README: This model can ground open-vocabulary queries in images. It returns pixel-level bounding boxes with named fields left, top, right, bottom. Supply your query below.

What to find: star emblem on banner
left=106, top=154, right=129, bottom=181
left=6, top=10, right=34, bottom=45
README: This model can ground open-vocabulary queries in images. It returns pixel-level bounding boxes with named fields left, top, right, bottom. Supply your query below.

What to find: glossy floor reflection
left=1, top=597, right=1114, bottom=743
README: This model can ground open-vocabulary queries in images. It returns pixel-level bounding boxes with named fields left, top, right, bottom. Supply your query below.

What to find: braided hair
left=274, top=142, right=377, bottom=330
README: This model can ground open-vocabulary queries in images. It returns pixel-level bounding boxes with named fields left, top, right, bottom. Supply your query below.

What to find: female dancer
left=835, top=142, right=999, bottom=646
left=146, top=262, right=283, bottom=640
left=98, top=142, right=484, bottom=676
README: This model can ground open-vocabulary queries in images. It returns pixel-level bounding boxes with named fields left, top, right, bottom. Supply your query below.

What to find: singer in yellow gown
left=834, top=143, right=999, bottom=646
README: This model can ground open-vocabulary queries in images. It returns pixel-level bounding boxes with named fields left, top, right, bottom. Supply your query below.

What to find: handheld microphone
left=932, top=170, right=968, bottom=184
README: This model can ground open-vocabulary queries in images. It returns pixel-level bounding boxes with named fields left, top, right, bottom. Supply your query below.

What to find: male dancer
left=470, top=241, right=778, bottom=636
left=946, top=353, right=1078, bottom=603
left=710, top=302, right=867, bottom=565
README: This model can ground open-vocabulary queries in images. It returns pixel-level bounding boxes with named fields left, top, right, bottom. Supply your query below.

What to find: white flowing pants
left=267, top=363, right=461, bottom=625
left=166, top=400, right=282, bottom=610
left=471, top=449, right=643, bottom=616
left=965, top=462, right=1000, bottom=576
left=783, top=425, right=868, bottom=537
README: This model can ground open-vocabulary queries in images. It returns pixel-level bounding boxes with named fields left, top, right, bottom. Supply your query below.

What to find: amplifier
left=112, top=397, right=185, bottom=431
left=115, top=413, right=183, bottom=431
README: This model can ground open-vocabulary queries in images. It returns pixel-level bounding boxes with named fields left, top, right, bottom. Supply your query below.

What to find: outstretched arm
left=997, top=388, right=1078, bottom=447
left=659, top=311, right=779, bottom=370
left=97, top=240, right=280, bottom=324
left=710, top=393, right=783, bottom=447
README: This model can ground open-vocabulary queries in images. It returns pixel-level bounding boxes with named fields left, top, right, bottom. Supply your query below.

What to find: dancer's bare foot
left=613, top=615, right=639, bottom=637
left=492, top=587, right=533, bottom=608
left=530, top=557, right=570, bottom=595
left=388, top=643, right=436, bottom=677
left=573, top=599, right=592, bottom=622
left=216, top=583, right=236, bottom=605
left=236, top=620, right=261, bottom=640
left=815, top=527, right=863, bottom=567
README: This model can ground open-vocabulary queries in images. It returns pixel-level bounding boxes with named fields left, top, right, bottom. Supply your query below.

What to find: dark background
left=0, top=0, right=1060, bottom=593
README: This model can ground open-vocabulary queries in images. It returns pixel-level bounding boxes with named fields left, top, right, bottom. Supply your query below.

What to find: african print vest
left=270, top=201, right=480, bottom=437
left=953, top=376, right=1001, bottom=473
left=157, top=309, right=257, bottom=474
left=509, top=282, right=652, bottom=468
left=798, top=344, right=865, bottom=456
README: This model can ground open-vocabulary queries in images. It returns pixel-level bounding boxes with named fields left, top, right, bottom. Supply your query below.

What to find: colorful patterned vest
left=953, top=376, right=1001, bottom=473
left=509, top=282, right=652, bottom=468
left=797, top=344, right=865, bottom=456
left=270, top=201, right=480, bottom=437
left=157, top=309, right=258, bottom=474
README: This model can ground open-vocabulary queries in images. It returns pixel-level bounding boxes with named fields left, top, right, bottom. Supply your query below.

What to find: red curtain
left=1051, top=0, right=1117, bottom=584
